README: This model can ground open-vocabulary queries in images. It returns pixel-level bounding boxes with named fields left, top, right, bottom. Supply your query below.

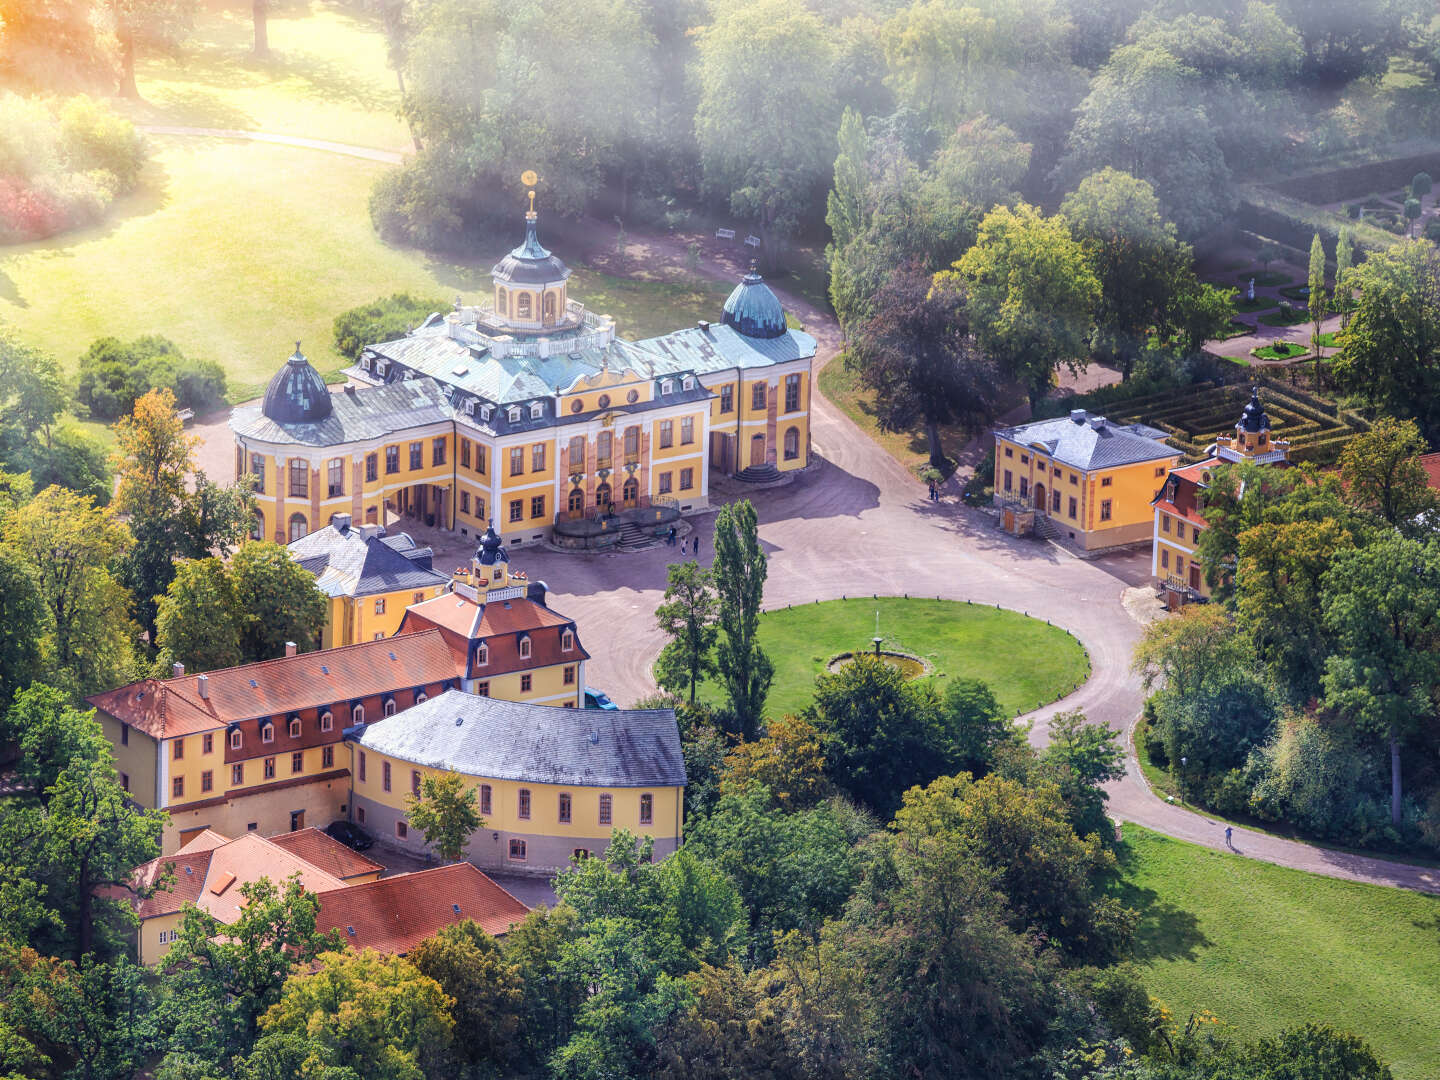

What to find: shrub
left=1413, top=171, right=1433, bottom=198
left=1425, top=218, right=1440, bottom=242
left=58, top=97, right=146, bottom=191
left=1277, top=300, right=1293, bottom=317
left=76, top=335, right=227, bottom=420
left=1346, top=203, right=1361, bottom=219
left=333, top=293, right=450, bottom=360
left=1248, top=715, right=1382, bottom=840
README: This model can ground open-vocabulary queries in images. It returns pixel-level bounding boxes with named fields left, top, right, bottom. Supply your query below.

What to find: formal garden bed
left=1251, top=341, right=1310, bottom=361
left=1257, top=304, right=1311, bottom=327
left=1239, top=270, right=1292, bottom=288
left=689, top=596, right=1089, bottom=719
left=1232, top=295, right=1278, bottom=313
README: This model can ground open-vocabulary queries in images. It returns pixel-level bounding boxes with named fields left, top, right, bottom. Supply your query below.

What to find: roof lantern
left=491, top=184, right=571, bottom=287
left=721, top=261, right=787, bottom=339
left=261, top=342, right=332, bottom=424
left=476, top=523, right=509, bottom=566
left=1238, top=385, right=1269, bottom=433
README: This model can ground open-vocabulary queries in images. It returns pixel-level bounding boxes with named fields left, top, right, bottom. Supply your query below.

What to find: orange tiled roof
left=314, top=863, right=530, bottom=954
left=176, top=829, right=230, bottom=854
left=1421, top=452, right=1440, bottom=491
left=87, top=630, right=458, bottom=739
left=403, top=592, right=571, bottom=638
left=268, top=828, right=383, bottom=881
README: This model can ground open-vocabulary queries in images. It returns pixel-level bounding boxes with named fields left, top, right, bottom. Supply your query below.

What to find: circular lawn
left=692, top=596, right=1090, bottom=720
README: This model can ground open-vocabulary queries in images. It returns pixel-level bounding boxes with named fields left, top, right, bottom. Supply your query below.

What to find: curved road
left=161, top=122, right=1439, bottom=893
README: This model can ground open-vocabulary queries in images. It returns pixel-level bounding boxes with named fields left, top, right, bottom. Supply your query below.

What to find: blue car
left=584, top=686, right=620, bottom=710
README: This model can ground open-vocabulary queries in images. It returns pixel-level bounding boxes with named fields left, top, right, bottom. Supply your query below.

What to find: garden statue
left=1247, top=277, right=1255, bottom=301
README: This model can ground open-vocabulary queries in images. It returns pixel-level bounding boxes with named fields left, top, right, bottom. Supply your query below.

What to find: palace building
left=231, top=199, right=815, bottom=548
left=1151, top=387, right=1291, bottom=605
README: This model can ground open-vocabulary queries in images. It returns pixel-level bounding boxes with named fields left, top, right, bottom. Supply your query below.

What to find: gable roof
left=88, top=631, right=458, bottom=738
left=267, top=828, right=384, bottom=881
left=997, top=411, right=1179, bottom=471
left=288, top=523, right=449, bottom=599
left=352, top=689, right=684, bottom=788
left=314, top=863, right=530, bottom=953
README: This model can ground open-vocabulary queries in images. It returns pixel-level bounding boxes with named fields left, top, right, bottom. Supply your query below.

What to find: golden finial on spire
left=521, top=170, right=538, bottom=218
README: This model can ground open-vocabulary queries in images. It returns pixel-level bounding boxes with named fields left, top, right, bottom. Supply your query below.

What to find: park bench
left=744, top=234, right=761, bottom=249
left=714, top=227, right=736, bottom=241
left=176, top=407, right=195, bottom=424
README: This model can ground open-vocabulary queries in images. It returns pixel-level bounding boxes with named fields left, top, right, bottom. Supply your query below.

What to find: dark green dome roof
left=262, top=343, right=332, bottom=424
left=721, top=266, right=787, bottom=339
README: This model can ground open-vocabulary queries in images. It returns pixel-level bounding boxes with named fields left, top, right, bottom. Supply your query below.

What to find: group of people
left=666, top=525, right=700, bottom=556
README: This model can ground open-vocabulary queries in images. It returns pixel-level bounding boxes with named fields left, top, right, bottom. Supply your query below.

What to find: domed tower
left=1215, top=386, right=1289, bottom=463
left=721, top=262, right=787, bottom=339
left=262, top=342, right=332, bottom=424
left=471, top=523, right=512, bottom=589
left=491, top=187, right=571, bottom=330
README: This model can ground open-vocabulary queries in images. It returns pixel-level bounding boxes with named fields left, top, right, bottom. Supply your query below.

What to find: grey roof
left=492, top=214, right=571, bottom=285
left=722, top=269, right=788, bottom=339
left=232, top=379, right=456, bottom=448
left=1238, top=386, right=1270, bottom=433
left=636, top=322, right=815, bottom=374
left=997, top=411, right=1177, bottom=471
left=352, top=689, right=685, bottom=788
left=287, top=523, right=449, bottom=598
left=263, top=345, right=333, bottom=424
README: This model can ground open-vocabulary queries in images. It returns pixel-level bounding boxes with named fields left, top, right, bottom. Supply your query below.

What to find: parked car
left=324, top=820, right=374, bottom=851
left=584, top=686, right=619, bottom=710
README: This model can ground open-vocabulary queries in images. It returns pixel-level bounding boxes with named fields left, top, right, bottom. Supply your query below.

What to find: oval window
left=598, top=394, right=611, bottom=409
left=626, top=389, right=639, bottom=404
left=570, top=399, right=583, bottom=414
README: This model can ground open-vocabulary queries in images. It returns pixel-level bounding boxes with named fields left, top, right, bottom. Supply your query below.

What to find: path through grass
left=1114, top=826, right=1440, bottom=1080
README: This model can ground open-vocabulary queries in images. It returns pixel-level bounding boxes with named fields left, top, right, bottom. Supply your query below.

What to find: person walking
left=693, top=536, right=702, bottom=557
left=1224, top=826, right=1233, bottom=849
left=928, top=482, right=936, bottom=502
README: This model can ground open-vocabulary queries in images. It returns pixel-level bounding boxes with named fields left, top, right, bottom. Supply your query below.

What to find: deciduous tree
left=1308, top=232, right=1329, bottom=387
left=711, top=500, right=771, bottom=740
left=721, top=712, right=830, bottom=811
left=0, top=548, right=44, bottom=712
left=408, top=920, right=523, bottom=1072
left=155, top=557, right=242, bottom=674
left=1339, top=416, right=1439, bottom=534
left=229, top=541, right=327, bottom=662
left=653, top=560, right=719, bottom=705
left=406, top=771, right=483, bottom=863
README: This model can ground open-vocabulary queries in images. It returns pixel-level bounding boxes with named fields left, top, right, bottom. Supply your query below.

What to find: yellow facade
left=1153, top=509, right=1210, bottom=600
left=138, top=911, right=184, bottom=968
left=323, top=582, right=448, bottom=649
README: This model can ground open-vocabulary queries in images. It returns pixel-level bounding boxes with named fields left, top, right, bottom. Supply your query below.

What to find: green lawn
left=1251, top=342, right=1309, bottom=361
left=1114, top=827, right=1440, bottom=1080
left=1257, top=308, right=1312, bottom=327
left=693, top=597, right=1089, bottom=720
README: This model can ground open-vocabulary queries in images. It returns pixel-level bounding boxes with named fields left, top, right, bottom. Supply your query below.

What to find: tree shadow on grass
left=1108, top=845, right=1210, bottom=963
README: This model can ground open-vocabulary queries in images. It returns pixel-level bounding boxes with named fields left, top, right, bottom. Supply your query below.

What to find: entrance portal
left=622, top=476, right=639, bottom=507
left=750, top=433, right=766, bottom=467
left=1034, top=483, right=1046, bottom=512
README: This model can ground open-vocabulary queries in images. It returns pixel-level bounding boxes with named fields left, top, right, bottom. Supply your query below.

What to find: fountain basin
left=825, top=649, right=932, bottom=679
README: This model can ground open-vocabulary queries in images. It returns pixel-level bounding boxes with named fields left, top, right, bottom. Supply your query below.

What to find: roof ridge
left=157, top=628, right=447, bottom=687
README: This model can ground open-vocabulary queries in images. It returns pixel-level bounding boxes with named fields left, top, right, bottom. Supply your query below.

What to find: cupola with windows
left=721, top=262, right=788, bottom=339
left=491, top=186, right=571, bottom=330
left=261, top=342, right=332, bottom=424
left=1215, top=385, right=1289, bottom=464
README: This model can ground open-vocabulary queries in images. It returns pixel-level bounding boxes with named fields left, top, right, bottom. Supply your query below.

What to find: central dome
left=722, top=266, right=787, bottom=339
left=262, top=343, right=332, bottom=424
left=1238, top=386, right=1269, bottom=433
left=492, top=213, right=571, bottom=286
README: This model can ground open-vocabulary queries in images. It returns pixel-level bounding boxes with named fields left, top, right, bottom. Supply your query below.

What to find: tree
left=825, top=107, right=870, bottom=264
left=0, top=547, right=44, bottom=712
left=1332, top=240, right=1440, bottom=441
left=720, top=712, right=830, bottom=811
left=1308, top=232, right=1329, bottom=388
left=939, top=676, right=1017, bottom=777
left=1039, top=709, right=1125, bottom=843
left=925, top=115, right=1031, bottom=212
left=106, top=0, right=196, bottom=99
left=946, top=202, right=1099, bottom=408
left=1321, top=535, right=1440, bottom=826
left=501, top=905, right=585, bottom=1065
left=1340, top=417, right=1439, bottom=534
left=76, top=335, right=227, bottom=422
left=407, top=920, right=523, bottom=1072
left=1415, top=173, right=1434, bottom=200
left=155, top=558, right=242, bottom=674
left=1335, top=226, right=1356, bottom=329
left=406, top=771, right=483, bottom=863
left=711, top=500, right=771, bottom=740
left=695, top=0, right=838, bottom=262
left=1, top=686, right=111, bottom=806
left=159, top=875, right=341, bottom=1068
left=653, top=561, right=719, bottom=705
left=1406, top=197, right=1423, bottom=237
left=0, top=332, right=67, bottom=467
left=229, top=541, right=327, bottom=662
left=1281, top=0, right=1409, bottom=85
left=1242, top=1023, right=1394, bottom=1080
left=2, top=485, right=136, bottom=696
left=1132, top=604, right=1247, bottom=700
left=332, top=294, right=447, bottom=361
left=253, top=950, right=453, bottom=1080
left=848, top=265, right=998, bottom=468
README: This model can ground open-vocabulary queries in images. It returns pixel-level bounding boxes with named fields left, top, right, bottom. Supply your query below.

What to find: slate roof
left=636, top=322, right=816, bottom=375
left=721, top=270, right=787, bottom=338
left=288, top=522, right=449, bottom=599
left=262, top=345, right=333, bottom=424
left=492, top=214, right=571, bottom=286
left=351, top=689, right=685, bottom=788
left=231, top=379, right=455, bottom=448
left=88, top=631, right=459, bottom=738
left=996, top=411, right=1178, bottom=471
left=315, top=863, right=529, bottom=952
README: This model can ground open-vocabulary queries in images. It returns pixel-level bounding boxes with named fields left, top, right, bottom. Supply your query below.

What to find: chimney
left=1089, top=416, right=1106, bottom=432
left=172, top=661, right=185, bottom=677
left=197, top=674, right=209, bottom=699
left=331, top=512, right=352, bottom=533
left=697, top=320, right=710, bottom=333
left=1070, top=409, right=1086, bottom=424
left=285, top=641, right=297, bottom=658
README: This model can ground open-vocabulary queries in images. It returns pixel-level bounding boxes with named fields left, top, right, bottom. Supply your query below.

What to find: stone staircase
left=735, top=463, right=781, bottom=483
left=614, top=522, right=661, bottom=551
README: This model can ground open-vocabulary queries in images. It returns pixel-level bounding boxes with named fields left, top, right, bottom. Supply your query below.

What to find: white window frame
left=261, top=723, right=274, bottom=744
left=320, top=711, right=333, bottom=732
left=660, top=378, right=673, bottom=394
left=351, top=704, right=365, bottom=725
left=507, top=406, right=521, bottom=424
left=530, top=402, right=543, bottom=419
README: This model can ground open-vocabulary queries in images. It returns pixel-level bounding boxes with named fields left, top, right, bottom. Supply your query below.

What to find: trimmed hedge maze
left=1100, top=379, right=1370, bottom=465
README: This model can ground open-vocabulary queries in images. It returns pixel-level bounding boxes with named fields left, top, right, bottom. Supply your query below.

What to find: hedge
left=1236, top=186, right=1396, bottom=258
left=1268, top=151, right=1440, bottom=206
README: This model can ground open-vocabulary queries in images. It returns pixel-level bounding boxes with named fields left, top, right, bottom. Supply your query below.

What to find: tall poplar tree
left=711, top=500, right=772, bottom=740
left=1308, top=232, right=1329, bottom=389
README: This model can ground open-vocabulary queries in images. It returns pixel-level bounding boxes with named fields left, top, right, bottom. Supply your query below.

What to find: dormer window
left=561, top=629, right=574, bottom=652
left=384, top=697, right=397, bottom=717
left=660, top=379, right=673, bottom=395
left=230, top=729, right=243, bottom=750
left=518, top=635, right=532, bottom=660
left=508, top=406, right=521, bottom=424
left=530, top=402, right=543, bottom=419
left=261, top=722, right=274, bottom=743
left=476, top=642, right=489, bottom=666
left=376, top=359, right=389, bottom=375
left=682, top=376, right=694, bottom=391
left=481, top=404, right=493, bottom=421
left=320, top=711, right=333, bottom=732
left=359, top=356, right=370, bottom=371
left=351, top=704, right=365, bottom=725
left=464, top=399, right=476, bottom=415
left=288, top=718, right=302, bottom=738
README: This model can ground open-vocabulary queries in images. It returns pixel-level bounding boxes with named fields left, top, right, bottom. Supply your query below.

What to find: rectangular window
left=751, top=383, right=766, bottom=410
left=201, top=770, right=213, bottom=793
left=1068, top=496, right=1077, bottom=519
left=475, top=444, right=487, bottom=473
left=658, top=471, right=672, bottom=494
left=121, top=724, right=128, bottom=746
left=1051, top=490, right=1061, bottom=513
left=1161, top=548, right=1170, bottom=569
left=640, top=792, right=653, bottom=825
left=374, top=597, right=386, bottom=615
left=720, top=385, right=733, bottom=413
left=509, top=499, right=523, bottom=523
left=460, top=439, right=471, bottom=468
left=291, top=752, right=303, bottom=774
left=1100, top=499, right=1112, bottom=522
left=231, top=763, right=244, bottom=785
left=1162, top=515, right=1171, bottom=534
left=366, top=453, right=378, bottom=482
left=532, top=443, right=546, bottom=472
left=1155, top=465, right=1167, bottom=477
left=382, top=761, right=391, bottom=792
left=518, top=789, right=531, bottom=819
left=1004, top=446, right=1013, bottom=458
left=558, top=793, right=571, bottom=823
left=1070, top=473, right=1078, bottom=485
left=263, top=757, right=276, bottom=780
left=480, top=784, right=492, bottom=815
left=358, top=751, right=366, bottom=782
left=681, top=417, right=694, bottom=445
left=172, top=776, right=184, bottom=799
left=1176, top=556, right=1185, bottom=574
left=173, top=738, right=184, bottom=760
left=322, top=745, right=334, bottom=768
left=202, top=732, right=213, bottom=754
left=385, top=446, right=399, bottom=474
left=568, top=435, right=585, bottom=467
left=564, top=664, right=575, bottom=685
left=1019, top=478, right=1029, bottom=498
left=1100, top=476, right=1113, bottom=487
left=598, top=793, right=612, bottom=824
left=530, top=495, right=545, bottom=519
left=289, top=459, right=308, bottom=498
left=509, top=838, right=527, bottom=861
left=785, top=373, right=800, bottom=412
left=520, top=673, right=533, bottom=692
left=412, top=770, right=421, bottom=797
left=409, top=441, right=423, bottom=470
left=327, top=459, right=344, bottom=498
left=1003, top=470, right=1013, bottom=492
left=509, top=447, right=524, bottom=476
left=477, top=681, right=489, bottom=697
left=660, top=420, right=673, bottom=448
left=460, top=491, right=470, bottom=514
left=396, top=821, right=408, bottom=840
left=251, top=454, right=266, bottom=494
left=1020, top=454, right=1029, bottom=465
left=679, top=467, right=693, bottom=491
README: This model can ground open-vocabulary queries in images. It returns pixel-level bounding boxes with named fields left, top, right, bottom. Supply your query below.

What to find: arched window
left=288, top=718, right=302, bottom=738
left=543, top=291, right=556, bottom=324
left=320, top=711, right=333, bottom=732
left=518, top=635, right=532, bottom=659
left=497, top=289, right=508, bottom=317
left=784, top=426, right=800, bottom=461
left=288, top=513, right=308, bottom=542
left=230, top=729, right=243, bottom=750
left=561, top=629, right=574, bottom=651
left=568, top=488, right=584, bottom=514
left=261, top=722, right=274, bottom=743
left=351, top=704, right=365, bottom=725
left=476, top=642, right=489, bottom=666
left=416, top=692, right=427, bottom=704
left=517, top=293, right=532, bottom=319
left=596, top=431, right=612, bottom=467
left=595, top=481, right=611, bottom=510
left=622, top=476, right=638, bottom=505
left=383, top=698, right=396, bottom=717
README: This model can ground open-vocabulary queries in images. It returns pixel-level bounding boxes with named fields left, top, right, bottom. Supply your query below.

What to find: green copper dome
left=721, top=266, right=787, bottom=339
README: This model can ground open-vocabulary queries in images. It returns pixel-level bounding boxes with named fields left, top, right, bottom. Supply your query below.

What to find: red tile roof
left=314, top=863, right=530, bottom=953
left=398, top=593, right=589, bottom=678
left=87, top=630, right=458, bottom=739
left=268, top=828, right=383, bottom=881
left=1421, top=452, right=1440, bottom=491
